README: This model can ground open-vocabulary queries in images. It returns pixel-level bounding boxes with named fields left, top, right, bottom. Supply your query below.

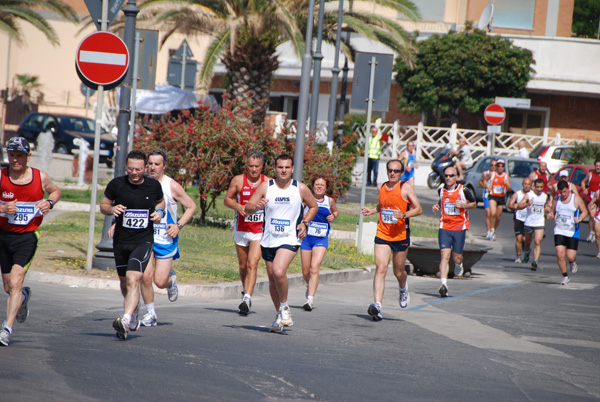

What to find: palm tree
left=137, top=0, right=420, bottom=125
left=568, top=141, right=600, bottom=165
left=0, top=0, right=79, bottom=45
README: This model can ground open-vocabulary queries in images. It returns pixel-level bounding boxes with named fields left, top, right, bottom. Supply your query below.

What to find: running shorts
left=153, top=241, right=180, bottom=260
left=374, top=235, right=410, bottom=252
left=513, top=218, right=525, bottom=236
left=554, top=235, right=579, bottom=250
left=438, top=229, right=466, bottom=254
left=261, top=245, right=300, bottom=262
left=233, top=230, right=262, bottom=247
left=301, top=235, right=329, bottom=251
left=114, top=241, right=154, bottom=277
left=0, top=229, right=39, bottom=274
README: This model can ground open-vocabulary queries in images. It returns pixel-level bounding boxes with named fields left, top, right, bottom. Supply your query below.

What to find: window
left=507, top=110, right=546, bottom=136
left=476, top=157, right=494, bottom=173
left=509, top=160, right=538, bottom=178
left=24, top=114, right=44, bottom=129
left=493, top=0, right=535, bottom=30
left=398, top=0, right=445, bottom=21
left=572, top=168, right=589, bottom=186
left=551, top=148, right=563, bottom=160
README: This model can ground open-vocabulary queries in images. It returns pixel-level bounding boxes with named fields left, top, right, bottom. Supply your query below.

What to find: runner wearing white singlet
left=244, top=154, right=318, bottom=333
left=517, top=178, right=550, bottom=271
left=508, top=178, right=532, bottom=263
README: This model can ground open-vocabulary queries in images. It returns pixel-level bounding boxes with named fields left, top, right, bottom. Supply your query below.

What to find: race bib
left=443, top=202, right=458, bottom=216
left=269, top=218, right=291, bottom=236
left=154, top=222, right=167, bottom=237
left=245, top=210, right=264, bottom=223
left=516, top=209, right=528, bottom=221
left=493, top=185, right=503, bottom=194
left=123, top=209, right=149, bottom=229
left=557, top=213, right=573, bottom=229
left=381, top=209, right=398, bottom=224
left=7, top=205, right=37, bottom=226
left=307, top=221, right=328, bottom=237
left=532, top=205, right=543, bottom=214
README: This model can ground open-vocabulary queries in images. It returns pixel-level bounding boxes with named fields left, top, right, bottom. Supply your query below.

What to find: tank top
left=260, top=179, right=303, bottom=248
left=524, top=191, right=547, bottom=227
left=438, top=183, right=470, bottom=231
left=534, top=170, right=550, bottom=193
left=400, top=151, right=416, bottom=181
left=514, top=190, right=528, bottom=222
left=303, top=195, right=331, bottom=238
left=154, top=176, right=178, bottom=245
left=554, top=193, right=580, bottom=238
left=0, top=167, right=45, bottom=233
left=235, top=174, right=266, bottom=233
left=489, top=172, right=508, bottom=197
left=376, top=181, right=409, bottom=241
left=587, top=172, right=600, bottom=201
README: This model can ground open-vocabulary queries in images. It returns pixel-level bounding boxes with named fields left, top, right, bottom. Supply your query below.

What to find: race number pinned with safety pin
left=123, top=209, right=149, bottom=229
left=381, top=209, right=398, bottom=224
left=7, top=204, right=38, bottom=225
left=245, top=209, right=264, bottom=223
left=269, top=218, right=291, bottom=236
left=307, top=221, right=328, bottom=237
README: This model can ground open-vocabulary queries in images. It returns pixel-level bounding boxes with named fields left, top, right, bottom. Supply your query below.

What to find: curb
left=27, top=267, right=376, bottom=301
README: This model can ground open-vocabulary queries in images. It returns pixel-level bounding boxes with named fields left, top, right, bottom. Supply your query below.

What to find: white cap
left=496, top=158, right=505, bottom=164
left=559, top=170, right=569, bottom=177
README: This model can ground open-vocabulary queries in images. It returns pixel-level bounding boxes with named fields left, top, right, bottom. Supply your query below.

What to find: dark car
left=548, top=164, right=594, bottom=199
left=17, top=113, right=115, bottom=167
left=463, top=155, right=540, bottom=210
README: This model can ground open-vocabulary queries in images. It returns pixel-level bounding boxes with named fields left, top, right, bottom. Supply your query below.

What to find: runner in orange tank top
left=361, top=159, right=422, bottom=321
left=482, top=158, right=512, bottom=241
left=432, top=166, right=476, bottom=297
left=224, top=151, right=271, bottom=315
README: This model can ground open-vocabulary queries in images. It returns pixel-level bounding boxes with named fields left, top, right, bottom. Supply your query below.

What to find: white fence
left=286, top=120, right=588, bottom=162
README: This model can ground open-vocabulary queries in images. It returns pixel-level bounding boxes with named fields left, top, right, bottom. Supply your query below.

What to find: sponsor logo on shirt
left=125, top=211, right=148, bottom=218
left=18, top=206, right=35, bottom=213
left=2, top=191, right=14, bottom=199
left=242, top=191, right=250, bottom=196
left=275, top=197, right=290, bottom=203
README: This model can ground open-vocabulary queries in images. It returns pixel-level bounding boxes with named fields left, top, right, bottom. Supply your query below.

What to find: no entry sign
left=76, top=31, right=129, bottom=89
left=484, top=103, right=506, bottom=125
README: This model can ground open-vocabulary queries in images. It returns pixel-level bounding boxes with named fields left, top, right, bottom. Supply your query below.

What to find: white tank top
left=554, top=193, right=580, bottom=238
left=261, top=179, right=303, bottom=248
left=514, top=190, right=528, bottom=222
left=154, top=176, right=178, bottom=245
left=524, top=191, right=547, bottom=227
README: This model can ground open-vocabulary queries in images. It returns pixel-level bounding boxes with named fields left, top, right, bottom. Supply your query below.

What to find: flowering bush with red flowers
left=137, top=99, right=356, bottom=223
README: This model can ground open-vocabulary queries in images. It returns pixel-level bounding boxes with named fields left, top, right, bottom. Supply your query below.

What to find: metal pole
left=326, top=0, right=344, bottom=152
left=128, top=31, right=141, bottom=153
left=94, top=0, right=139, bottom=269
left=85, top=87, right=90, bottom=118
left=337, top=0, right=353, bottom=148
left=309, top=0, right=325, bottom=133
left=86, top=0, right=109, bottom=272
left=356, top=56, right=377, bottom=250
left=292, top=0, right=316, bottom=182
left=180, top=40, right=187, bottom=90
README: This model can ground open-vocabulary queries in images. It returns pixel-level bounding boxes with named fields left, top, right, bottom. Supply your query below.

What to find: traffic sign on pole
left=484, top=103, right=506, bottom=125
left=76, top=31, right=129, bottom=90
left=84, top=0, right=126, bottom=31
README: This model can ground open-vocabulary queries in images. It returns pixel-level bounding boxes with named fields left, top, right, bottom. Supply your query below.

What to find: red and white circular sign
left=76, top=32, right=129, bottom=86
left=484, top=104, right=506, bottom=125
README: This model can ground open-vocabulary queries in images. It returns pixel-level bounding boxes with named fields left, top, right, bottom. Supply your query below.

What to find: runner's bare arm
left=575, top=197, right=589, bottom=223
left=165, top=180, right=198, bottom=237
left=100, top=196, right=121, bottom=216
left=326, top=198, right=339, bottom=222
left=298, top=183, right=318, bottom=239
left=39, top=171, right=61, bottom=214
left=151, top=198, right=166, bottom=223
left=507, top=192, right=519, bottom=210
left=403, top=184, right=423, bottom=218
left=223, top=175, right=246, bottom=216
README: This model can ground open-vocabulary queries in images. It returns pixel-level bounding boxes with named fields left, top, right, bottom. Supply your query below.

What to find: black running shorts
left=0, top=229, right=39, bottom=274
left=114, top=242, right=154, bottom=277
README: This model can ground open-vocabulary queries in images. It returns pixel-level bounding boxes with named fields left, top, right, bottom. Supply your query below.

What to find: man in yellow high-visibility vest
left=367, top=126, right=388, bottom=187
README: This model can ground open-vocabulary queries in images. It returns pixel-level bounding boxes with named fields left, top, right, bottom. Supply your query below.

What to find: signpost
left=84, top=0, right=126, bottom=31
left=76, top=31, right=129, bottom=90
left=484, top=103, right=506, bottom=125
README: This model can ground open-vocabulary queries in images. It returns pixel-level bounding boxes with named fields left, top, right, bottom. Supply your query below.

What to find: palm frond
left=198, top=30, right=230, bottom=90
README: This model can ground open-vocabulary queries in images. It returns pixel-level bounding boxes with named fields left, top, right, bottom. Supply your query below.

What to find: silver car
left=463, top=155, right=540, bottom=210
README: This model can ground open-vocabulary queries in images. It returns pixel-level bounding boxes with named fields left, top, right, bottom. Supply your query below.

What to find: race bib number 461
left=245, top=210, right=264, bottom=223
left=123, top=209, right=149, bottom=229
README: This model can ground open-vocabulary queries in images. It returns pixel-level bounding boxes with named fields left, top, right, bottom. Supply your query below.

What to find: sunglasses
left=497, top=164, right=505, bottom=167
left=387, top=169, right=402, bottom=174
left=490, top=164, right=497, bottom=167
left=445, top=174, right=456, bottom=178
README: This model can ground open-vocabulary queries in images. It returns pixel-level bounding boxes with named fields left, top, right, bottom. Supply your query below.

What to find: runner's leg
left=373, top=244, right=391, bottom=303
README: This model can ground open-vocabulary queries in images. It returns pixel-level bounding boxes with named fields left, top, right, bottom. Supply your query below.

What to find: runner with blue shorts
left=479, top=159, right=497, bottom=239
left=300, top=176, right=339, bottom=311
left=399, top=141, right=417, bottom=187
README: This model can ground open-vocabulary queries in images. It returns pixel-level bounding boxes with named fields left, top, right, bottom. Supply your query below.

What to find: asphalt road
left=2, top=185, right=599, bottom=401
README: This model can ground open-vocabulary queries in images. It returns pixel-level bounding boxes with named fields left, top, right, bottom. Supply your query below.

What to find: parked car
left=16, top=113, right=115, bottom=167
left=548, top=164, right=594, bottom=199
left=529, top=144, right=573, bottom=174
left=463, top=155, right=540, bottom=210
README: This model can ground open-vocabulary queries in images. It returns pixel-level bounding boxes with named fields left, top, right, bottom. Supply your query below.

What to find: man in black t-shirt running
left=100, top=150, right=164, bottom=339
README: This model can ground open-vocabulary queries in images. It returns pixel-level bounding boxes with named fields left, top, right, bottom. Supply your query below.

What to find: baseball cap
left=559, top=170, right=569, bottom=177
left=496, top=158, right=505, bottom=165
left=6, top=137, right=30, bottom=154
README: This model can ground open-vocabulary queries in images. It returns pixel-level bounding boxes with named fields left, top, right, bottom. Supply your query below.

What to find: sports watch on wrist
left=177, top=223, right=183, bottom=230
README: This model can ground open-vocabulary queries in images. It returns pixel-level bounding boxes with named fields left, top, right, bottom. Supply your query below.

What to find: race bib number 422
left=123, top=209, right=149, bottom=229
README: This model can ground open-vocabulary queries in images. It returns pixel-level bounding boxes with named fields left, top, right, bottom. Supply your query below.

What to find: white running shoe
left=596, top=252, right=600, bottom=260
left=454, top=263, right=464, bottom=277
left=238, top=295, right=251, bottom=315
left=586, top=232, right=594, bottom=242
left=16, top=287, right=31, bottom=323
left=303, top=300, right=313, bottom=311
left=0, top=327, right=10, bottom=347
left=280, top=305, right=293, bottom=326
left=570, top=262, right=578, bottom=274
left=490, top=232, right=496, bottom=241
left=560, top=276, right=570, bottom=285
left=141, top=312, right=157, bottom=327
left=439, top=284, right=449, bottom=298
left=269, top=313, right=283, bottom=333
left=399, top=290, right=410, bottom=308
left=167, top=270, right=179, bottom=302
left=113, top=316, right=130, bottom=340
left=514, top=257, right=522, bottom=263
left=129, top=305, right=140, bottom=332
left=368, top=303, right=382, bottom=321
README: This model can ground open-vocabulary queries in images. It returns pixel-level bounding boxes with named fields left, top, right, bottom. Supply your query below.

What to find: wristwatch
left=401, top=213, right=407, bottom=219
left=177, top=223, right=183, bottom=230
left=47, top=200, right=55, bottom=209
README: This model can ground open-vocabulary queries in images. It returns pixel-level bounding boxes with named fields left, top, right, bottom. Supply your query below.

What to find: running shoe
left=463, top=271, right=471, bottom=278
left=367, top=303, right=382, bottom=321
left=129, top=305, right=140, bottom=332
left=586, top=232, right=595, bottom=242
left=490, top=232, right=496, bottom=241
left=399, top=290, right=410, bottom=308
left=485, top=230, right=491, bottom=240
left=113, top=316, right=130, bottom=340
left=570, top=262, right=578, bottom=274
left=514, top=257, right=522, bottom=263
left=16, top=286, right=31, bottom=323
left=269, top=313, right=283, bottom=333
left=140, top=312, right=157, bottom=327
left=238, top=295, right=251, bottom=315
left=592, top=232, right=597, bottom=243
left=531, top=260, right=538, bottom=271
left=0, top=327, right=9, bottom=346
left=167, top=270, right=179, bottom=302
left=303, top=300, right=313, bottom=312
left=280, top=305, right=293, bottom=326
left=454, top=263, right=464, bottom=277
left=523, top=250, right=531, bottom=263
left=439, top=284, right=449, bottom=298
left=560, top=276, right=570, bottom=286
left=596, top=252, right=600, bottom=260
